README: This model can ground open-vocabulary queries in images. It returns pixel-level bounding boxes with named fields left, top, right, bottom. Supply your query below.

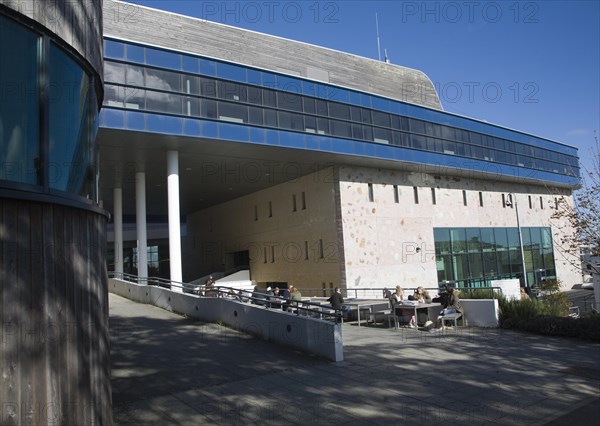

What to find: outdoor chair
left=440, top=312, right=464, bottom=329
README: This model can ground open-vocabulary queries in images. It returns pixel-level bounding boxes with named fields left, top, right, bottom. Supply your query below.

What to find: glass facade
left=48, top=43, right=92, bottom=195
left=0, top=13, right=98, bottom=200
left=102, top=38, right=580, bottom=182
left=434, top=227, right=556, bottom=288
left=0, top=14, right=40, bottom=184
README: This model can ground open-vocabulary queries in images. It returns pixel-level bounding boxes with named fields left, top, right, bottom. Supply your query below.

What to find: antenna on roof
left=375, top=13, right=381, bottom=61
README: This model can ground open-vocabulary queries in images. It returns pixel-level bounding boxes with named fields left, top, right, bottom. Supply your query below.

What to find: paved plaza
left=109, top=293, right=599, bottom=425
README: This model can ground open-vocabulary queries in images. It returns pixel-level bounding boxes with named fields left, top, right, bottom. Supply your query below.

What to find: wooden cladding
left=0, top=199, right=112, bottom=425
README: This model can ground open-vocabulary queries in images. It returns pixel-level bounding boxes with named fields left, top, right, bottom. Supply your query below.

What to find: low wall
left=109, top=278, right=343, bottom=361
left=461, top=299, right=499, bottom=327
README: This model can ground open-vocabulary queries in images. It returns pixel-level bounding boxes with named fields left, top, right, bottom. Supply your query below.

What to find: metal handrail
left=107, top=271, right=342, bottom=322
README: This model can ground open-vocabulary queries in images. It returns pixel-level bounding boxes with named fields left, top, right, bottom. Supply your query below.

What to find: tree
left=552, top=133, right=600, bottom=275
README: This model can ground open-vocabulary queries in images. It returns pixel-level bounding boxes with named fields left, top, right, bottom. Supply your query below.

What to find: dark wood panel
left=0, top=199, right=111, bottom=425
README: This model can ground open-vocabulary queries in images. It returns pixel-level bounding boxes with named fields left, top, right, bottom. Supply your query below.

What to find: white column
left=113, top=187, right=123, bottom=276
left=136, top=172, right=148, bottom=283
left=167, top=150, right=183, bottom=291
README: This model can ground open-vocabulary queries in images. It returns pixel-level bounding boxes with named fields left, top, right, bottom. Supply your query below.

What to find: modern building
left=0, top=0, right=582, bottom=421
left=98, top=0, right=580, bottom=295
left=0, top=0, right=111, bottom=424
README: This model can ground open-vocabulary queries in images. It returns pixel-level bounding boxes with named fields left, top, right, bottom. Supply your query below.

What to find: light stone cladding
left=102, top=0, right=442, bottom=109
left=184, top=165, right=579, bottom=295
left=337, top=165, right=579, bottom=294
left=184, top=169, right=342, bottom=291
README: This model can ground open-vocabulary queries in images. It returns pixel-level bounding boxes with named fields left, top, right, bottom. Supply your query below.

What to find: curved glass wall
left=102, top=38, right=580, bottom=181
left=0, top=14, right=40, bottom=184
left=0, top=13, right=98, bottom=201
left=434, top=227, right=556, bottom=288
left=48, top=42, right=91, bottom=195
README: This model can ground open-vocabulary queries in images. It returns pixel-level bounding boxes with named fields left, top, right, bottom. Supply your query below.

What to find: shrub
left=457, top=288, right=499, bottom=299
left=498, top=290, right=600, bottom=341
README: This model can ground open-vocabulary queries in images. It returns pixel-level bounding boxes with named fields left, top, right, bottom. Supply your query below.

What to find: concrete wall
left=184, top=169, right=342, bottom=292
left=102, top=0, right=441, bottom=110
left=461, top=299, right=500, bottom=327
left=109, top=278, right=344, bottom=362
left=337, top=165, right=580, bottom=293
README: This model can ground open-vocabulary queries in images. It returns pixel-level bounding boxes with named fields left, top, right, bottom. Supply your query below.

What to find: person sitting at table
left=434, top=284, right=463, bottom=327
left=391, top=285, right=417, bottom=328
left=413, top=286, right=432, bottom=303
left=270, top=287, right=283, bottom=309
left=327, top=287, right=350, bottom=319
left=287, top=285, right=302, bottom=312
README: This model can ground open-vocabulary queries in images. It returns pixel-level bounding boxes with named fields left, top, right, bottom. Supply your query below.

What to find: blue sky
left=126, top=0, right=599, bottom=172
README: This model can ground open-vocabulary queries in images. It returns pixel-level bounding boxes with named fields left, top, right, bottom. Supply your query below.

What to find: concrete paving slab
left=109, top=292, right=600, bottom=425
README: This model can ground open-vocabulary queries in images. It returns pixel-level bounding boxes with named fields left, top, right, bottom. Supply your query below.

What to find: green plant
left=457, top=288, right=499, bottom=299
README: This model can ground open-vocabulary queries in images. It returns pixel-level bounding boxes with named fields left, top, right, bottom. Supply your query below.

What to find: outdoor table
left=344, top=300, right=389, bottom=326
left=394, top=302, right=441, bottom=329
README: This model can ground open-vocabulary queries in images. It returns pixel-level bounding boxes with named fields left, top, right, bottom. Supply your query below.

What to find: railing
left=108, top=272, right=343, bottom=322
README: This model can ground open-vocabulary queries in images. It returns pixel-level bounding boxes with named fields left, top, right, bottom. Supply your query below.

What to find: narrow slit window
left=271, top=245, right=275, bottom=263
left=479, top=192, right=484, bottom=207
left=431, top=188, right=436, bottom=205
left=254, top=205, right=258, bottom=221
left=528, top=196, right=532, bottom=209
left=554, top=197, right=559, bottom=210
left=502, top=193, right=506, bottom=208
left=268, top=201, right=272, bottom=217
left=292, top=194, right=297, bottom=211
left=413, top=186, right=419, bottom=204
left=301, top=191, right=306, bottom=210
left=304, top=241, right=309, bottom=260
left=368, top=183, right=374, bottom=202
left=462, top=190, right=467, bottom=206
left=393, top=185, right=399, bottom=203
left=539, top=196, right=544, bottom=209
left=319, top=239, right=324, bottom=259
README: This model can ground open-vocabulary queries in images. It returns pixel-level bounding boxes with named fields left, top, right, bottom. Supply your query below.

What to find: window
left=372, top=110, right=390, bottom=127
left=479, top=192, right=484, bottom=207
left=277, top=91, right=302, bottom=112
left=394, top=185, right=399, bottom=203
left=431, top=188, right=437, bottom=205
left=292, top=194, right=297, bottom=211
left=145, top=67, right=181, bottom=92
left=218, top=80, right=247, bottom=102
left=529, top=196, right=533, bottom=209
left=539, top=196, right=544, bottom=209
left=48, top=43, right=91, bottom=194
left=0, top=15, right=40, bottom=185
left=368, top=183, right=374, bottom=202
left=502, top=193, right=507, bottom=208
left=328, top=102, right=350, bottom=120
left=301, top=192, right=306, bottom=210
left=463, top=190, right=467, bottom=206
left=268, top=201, right=272, bottom=217
left=413, top=187, right=419, bottom=204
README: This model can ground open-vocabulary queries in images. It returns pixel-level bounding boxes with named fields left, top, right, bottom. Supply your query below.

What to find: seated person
left=287, top=286, right=302, bottom=312
left=413, top=286, right=432, bottom=303
left=435, top=285, right=463, bottom=327
left=391, top=285, right=417, bottom=328
left=327, top=287, right=350, bottom=318
left=269, top=287, right=283, bottom=309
